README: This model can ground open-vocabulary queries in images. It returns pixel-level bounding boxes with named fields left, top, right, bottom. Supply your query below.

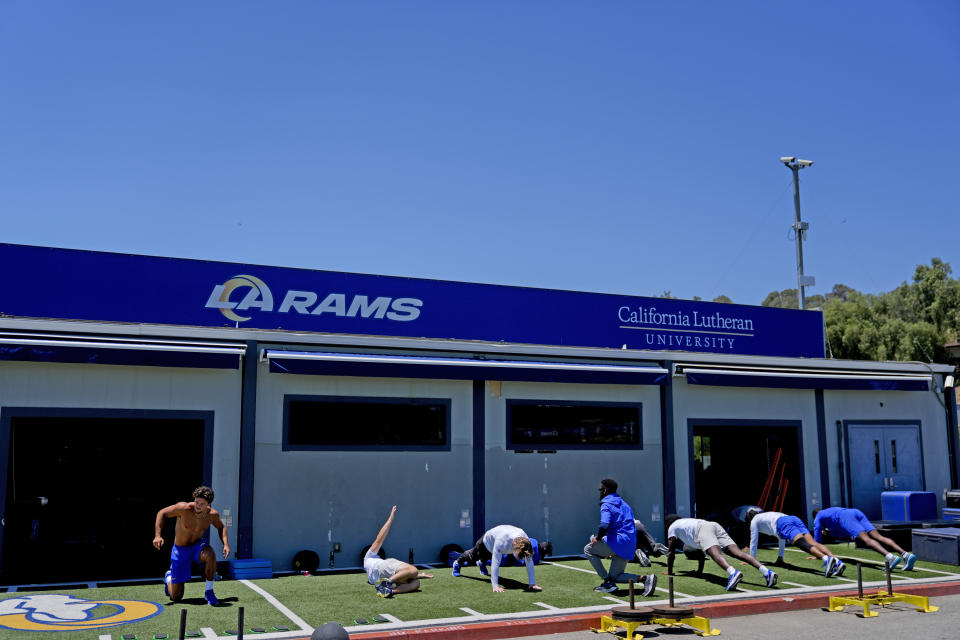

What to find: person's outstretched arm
left=369, top=506, right=397, bottom=555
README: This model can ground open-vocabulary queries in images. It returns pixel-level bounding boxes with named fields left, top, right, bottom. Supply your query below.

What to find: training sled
left=593, top=577, right=720, bottom=639
left=825, top=561, right=939, bottom=618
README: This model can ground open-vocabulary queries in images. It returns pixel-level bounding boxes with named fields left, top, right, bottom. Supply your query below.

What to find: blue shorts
left=169, top=541, right=205, bottom=584
left=836, top=509, right=875, bottom=537
left=776, top=516, right=809, bottom=542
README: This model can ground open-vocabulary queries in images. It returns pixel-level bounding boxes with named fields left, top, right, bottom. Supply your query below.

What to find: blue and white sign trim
left=0, top=244, right=826, bottom=359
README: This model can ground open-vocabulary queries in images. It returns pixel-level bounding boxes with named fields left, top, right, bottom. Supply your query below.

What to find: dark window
left=506, top=400, right=642, bottom=450
left=283, top=395, right=450, bottom=451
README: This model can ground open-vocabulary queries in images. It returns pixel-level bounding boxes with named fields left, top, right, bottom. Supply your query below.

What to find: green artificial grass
left=3, top=548, right=958, bottom=639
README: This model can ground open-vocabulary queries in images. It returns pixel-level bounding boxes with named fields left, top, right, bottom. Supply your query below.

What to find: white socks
left=206, top=580, right=214, bottom=590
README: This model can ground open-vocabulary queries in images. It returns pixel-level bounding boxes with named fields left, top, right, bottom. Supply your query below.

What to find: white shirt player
left=483, top=525, right=537, bottom=589
left=749, top=511, right=787, bottom=559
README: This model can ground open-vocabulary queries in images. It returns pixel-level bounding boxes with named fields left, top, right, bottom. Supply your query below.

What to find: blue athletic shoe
left=452, top=561, right=462, bottom=577
left=832, top=559, right=846, bottom=577
left=888, top=554, right=902, bottom=571
left=764, top=570, right=778, bottom=588
left=903, top=552, right=917, bottom=571
left=478, top=560, right=489, bottom=576
left=824, top=556, right=837, bottom=578
left=204, top=589, right=219, bottom=606
left=163, top=570, right=172, bottom=598
left=725, top=570, right=743, bottom=591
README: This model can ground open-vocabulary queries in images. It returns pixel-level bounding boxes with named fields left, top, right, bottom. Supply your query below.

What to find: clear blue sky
left=1, top=1, right=957, bottom=305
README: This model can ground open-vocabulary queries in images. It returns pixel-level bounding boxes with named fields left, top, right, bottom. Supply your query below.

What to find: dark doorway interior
left=2, top=415, right=206, bottom=585
left=693, top=424, right=802, bottom=546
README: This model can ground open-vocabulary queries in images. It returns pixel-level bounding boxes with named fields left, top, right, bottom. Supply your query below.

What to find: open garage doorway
left=689, top=420, right=804, bottom=546
left=0, top=409, right=213, bottom=585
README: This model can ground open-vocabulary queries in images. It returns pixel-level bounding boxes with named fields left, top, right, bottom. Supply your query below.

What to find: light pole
left=780, top=156, right=815, bottom=310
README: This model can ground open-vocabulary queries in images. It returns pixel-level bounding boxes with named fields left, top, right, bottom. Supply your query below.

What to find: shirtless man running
left=153, top=486, right=230, bottom=605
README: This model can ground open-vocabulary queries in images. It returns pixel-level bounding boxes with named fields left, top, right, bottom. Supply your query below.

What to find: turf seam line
left=533, top=602, right=558, bottom=609
left=459, top=607, right=483, bottom=616
left=238, top=578, right=313, bottom=631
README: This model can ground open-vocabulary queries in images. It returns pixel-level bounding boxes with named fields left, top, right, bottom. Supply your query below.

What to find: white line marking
left=379, top=613, right=403, bottom=623
left=239, top=578, right=313, bottom=631
left=533, top=602, right=558, bottom=609
left=542, top=561, right=597, bottom=574
left=98, top=635, right=111, bottom=640
left=460, top=607, right=483, bottom=616
left=200, top=628, right=218, bottom=639
left=781, top=580, right=808, bottom=588
left=656, top=586, right=694, bottom=598
left=603, top=596, right=628, bottom=604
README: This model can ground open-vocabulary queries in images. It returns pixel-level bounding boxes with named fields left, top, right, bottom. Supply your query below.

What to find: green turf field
left=2, top=544, right=958, bottom=639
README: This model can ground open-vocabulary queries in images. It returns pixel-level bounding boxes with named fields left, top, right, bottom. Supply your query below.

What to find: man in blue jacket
left=584, top=478, right=657, bottom=596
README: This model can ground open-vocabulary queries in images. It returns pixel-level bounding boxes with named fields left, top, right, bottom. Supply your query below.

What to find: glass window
left=506, top=400, right=642, bottom=450
left=283, top=395, right=450, bottom=451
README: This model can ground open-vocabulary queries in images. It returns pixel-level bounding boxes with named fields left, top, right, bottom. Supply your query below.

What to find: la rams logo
left=205, top=274, right=274, bottom=323
left=0, top=594, right=162, bottom=632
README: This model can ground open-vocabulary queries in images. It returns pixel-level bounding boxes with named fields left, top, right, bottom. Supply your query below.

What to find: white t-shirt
left=482, top=524, right=537, bottom=588
left=363, top=549, right=403, bottom=584
left=749, top=511, right=787, bottom=559
left=667, top=518, right=700, bottom=551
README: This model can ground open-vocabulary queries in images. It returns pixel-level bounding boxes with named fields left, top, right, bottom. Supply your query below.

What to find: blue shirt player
left=584, top=478, right=657, bottom=597
left=813, top=507, right=917, bottom=571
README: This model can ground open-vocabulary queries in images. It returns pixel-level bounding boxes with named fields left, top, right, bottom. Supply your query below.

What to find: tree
left=712, top=295, right=733, bottom=304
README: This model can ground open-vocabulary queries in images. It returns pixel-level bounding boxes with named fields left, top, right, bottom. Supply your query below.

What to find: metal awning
left=678, top=365, right=930, bottom=391
left=0, top=333, right=245, bottom=369
left=264, top=350, right=668, bottom=385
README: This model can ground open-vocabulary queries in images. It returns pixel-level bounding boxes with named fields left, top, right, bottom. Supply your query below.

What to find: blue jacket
left=600, top=493, right=637, bottom=559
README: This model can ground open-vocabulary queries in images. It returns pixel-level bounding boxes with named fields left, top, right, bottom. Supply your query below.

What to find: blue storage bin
left=881, top=491, right=937, bottom=521
left=229, top=557, right=273, bottom=579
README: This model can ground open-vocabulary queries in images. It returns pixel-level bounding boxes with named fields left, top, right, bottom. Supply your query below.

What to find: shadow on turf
left=452, top=575, right=535, bottom=591
left=167, top=596, right=240, bottom=606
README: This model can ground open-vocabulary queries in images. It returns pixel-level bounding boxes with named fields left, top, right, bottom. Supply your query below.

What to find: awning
left=264, top=350, right=668, bottom=385
left=0, top=333, right=245, bottom=369
left=679, top=366, right=930, bottom=391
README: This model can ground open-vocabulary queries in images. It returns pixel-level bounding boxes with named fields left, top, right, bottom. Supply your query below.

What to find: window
left=283, top=395, right=450, bottom=451
left=506, top=399, right=642, bottom=450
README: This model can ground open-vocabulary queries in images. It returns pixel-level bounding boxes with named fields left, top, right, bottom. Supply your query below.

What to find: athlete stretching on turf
left=364, top=506, right=434, bottom=597
left=665, top=514, right=778, bottom=591
left=452, top=524, right=542, bottom=593
left=813, top=507, right=917, bottom=570
left=153, top=486, right=230, bottom=606
left=745, top=509, right=843, bottom=577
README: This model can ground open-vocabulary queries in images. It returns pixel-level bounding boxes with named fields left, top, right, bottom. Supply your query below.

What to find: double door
left=848, top=423, right=922, bottom=520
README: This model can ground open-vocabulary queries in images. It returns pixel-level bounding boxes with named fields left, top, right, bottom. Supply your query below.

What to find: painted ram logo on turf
left=0, top=594, right=161, bottom=631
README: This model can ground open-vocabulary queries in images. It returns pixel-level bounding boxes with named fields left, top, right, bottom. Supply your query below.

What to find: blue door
left=848, top=424, right=922, bottom=520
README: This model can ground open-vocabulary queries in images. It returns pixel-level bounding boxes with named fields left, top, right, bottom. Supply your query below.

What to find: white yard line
left=460, top=607, right=483, bottom=616
left=656, top=586, right=694, bottom=598
left=200, top=628, right=218, bottom=639
left=98, top=635, right=111, bottom=640
left=378, top=613, right=403, bottom=623
left=533, top=602, right=558, bottom=610
left=239, top=578, right=313, bottom=631
left=781, top=580, right=808, bottom=588
left=603, top=596, right=628, bottom=605
left=541, top=560, right=596, bottom=575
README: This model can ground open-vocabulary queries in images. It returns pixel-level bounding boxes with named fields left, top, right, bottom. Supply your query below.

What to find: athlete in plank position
left=745, top=508, right=844, bottom=577
left=452, top=524, right=543, bottom=593
left=813, top=507, right=917, bottom=570
left=364, top=506, right=434, bottom=597
left=153, top=486, right=230, bottom=606
left=665, top=514, right=778, bottom=591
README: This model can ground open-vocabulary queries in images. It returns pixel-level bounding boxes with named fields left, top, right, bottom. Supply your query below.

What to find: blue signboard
left=0, top=244, right=825, bottom=358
